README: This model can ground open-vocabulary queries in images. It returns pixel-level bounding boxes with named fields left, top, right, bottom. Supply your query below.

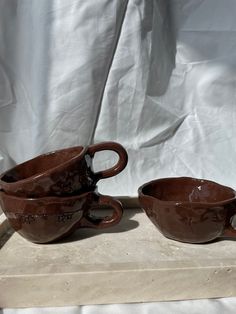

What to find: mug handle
left=221, top=206, right=236, bottom=238
left=78, top=194, right=123, bottom=229
left=87, top=142, right=128, bottom=181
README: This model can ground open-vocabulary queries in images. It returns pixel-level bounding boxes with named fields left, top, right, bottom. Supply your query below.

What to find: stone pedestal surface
left=0, top=209, right=236, bottom=308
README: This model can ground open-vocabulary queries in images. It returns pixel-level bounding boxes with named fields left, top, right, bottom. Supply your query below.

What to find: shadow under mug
left=138, top=177, right=236, bottom=244
left=0, top=190, right=123, bottom=244
left=0, top=141, right=128, bottom=197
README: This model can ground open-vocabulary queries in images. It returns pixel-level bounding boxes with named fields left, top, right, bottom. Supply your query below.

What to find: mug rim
left=0, top=188, right=97, bottom=203
left=138, top=176, right=236, bottom=207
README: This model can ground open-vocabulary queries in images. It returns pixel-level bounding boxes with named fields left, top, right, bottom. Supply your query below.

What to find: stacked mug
left=0, top=142, right=128, bottom=244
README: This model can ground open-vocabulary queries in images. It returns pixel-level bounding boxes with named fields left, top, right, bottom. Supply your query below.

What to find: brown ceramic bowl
left=0, top=190, right=123, bottom=244
left=138, top=177, right=236, bottom=244
left=0, top=142, right=128, bottom=197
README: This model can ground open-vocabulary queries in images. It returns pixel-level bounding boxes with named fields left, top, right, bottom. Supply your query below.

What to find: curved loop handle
left=222, top=205, right=236, bottom=238
left=79, top=194, right=123, bottom=229
left=87, top=142, right=128, bottom=181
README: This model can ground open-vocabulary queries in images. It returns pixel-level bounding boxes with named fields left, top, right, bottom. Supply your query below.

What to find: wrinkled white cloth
left=2, top=298, right=236, bottom=314
left=1, top=0, right=236, bottom=196
left=0, top=0, right=236, bottom=312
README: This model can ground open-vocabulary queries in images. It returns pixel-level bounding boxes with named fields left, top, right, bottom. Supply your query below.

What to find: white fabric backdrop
left=1, top=0, right=236, bottom=197
left=1, top=0, right=236, bottom=312
left=2, top=298, right=236, bottom=314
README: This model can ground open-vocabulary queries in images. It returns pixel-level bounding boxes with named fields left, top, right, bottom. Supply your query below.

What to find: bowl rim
left=138, top=176, right=236, bottom=206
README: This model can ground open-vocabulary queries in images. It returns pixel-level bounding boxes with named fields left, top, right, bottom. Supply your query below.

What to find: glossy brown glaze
left=138, top=177, right=236, bottom=244
left=0, top=190, right=123, bottom=244
left=0, top=142, right=128, bottom=197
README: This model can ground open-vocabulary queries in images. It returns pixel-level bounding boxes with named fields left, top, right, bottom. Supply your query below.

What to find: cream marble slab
left=0, top=209, right=236, bottom=308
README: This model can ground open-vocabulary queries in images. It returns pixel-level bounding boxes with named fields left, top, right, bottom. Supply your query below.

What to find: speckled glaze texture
left=139, top=177, right=236, bottom=244
left=0, top=190, right=123, bottom=244
left=0, top=142, right=128, bottom=197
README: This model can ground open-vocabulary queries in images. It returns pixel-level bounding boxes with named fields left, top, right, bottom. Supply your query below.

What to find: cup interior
left=1, top=146, right=84, bottom=183
left=141, top=177, right=236, bottom=204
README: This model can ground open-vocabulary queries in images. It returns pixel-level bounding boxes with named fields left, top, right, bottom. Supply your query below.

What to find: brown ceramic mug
left=0, top=190, right=123, bottom=244
left=0, top=142, right=128, bottom=197
left=138, top=177, right=236, bottom=244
